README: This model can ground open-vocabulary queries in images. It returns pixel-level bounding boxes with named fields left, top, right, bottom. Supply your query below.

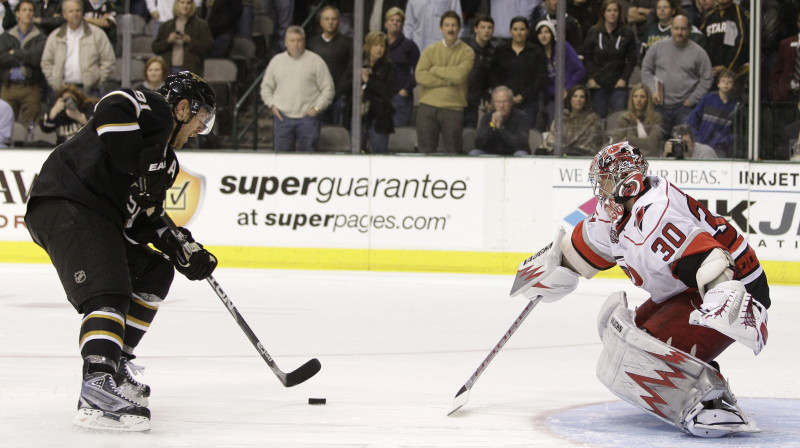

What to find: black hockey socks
left=80, top=307, right=126, bottom=374
left=122, top=292, right=164, bottom=354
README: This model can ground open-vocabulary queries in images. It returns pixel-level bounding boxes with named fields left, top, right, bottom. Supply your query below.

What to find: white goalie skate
left=74, top=372, right=151, bottom=432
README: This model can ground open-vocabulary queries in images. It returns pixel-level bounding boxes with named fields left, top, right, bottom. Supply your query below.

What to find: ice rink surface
left=1, top=263, right=799, bottom=447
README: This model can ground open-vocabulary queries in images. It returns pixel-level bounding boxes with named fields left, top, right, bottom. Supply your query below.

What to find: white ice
left=1, top=263, right=799, bottom=447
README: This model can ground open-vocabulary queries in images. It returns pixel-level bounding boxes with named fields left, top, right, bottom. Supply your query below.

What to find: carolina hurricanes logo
left=635, top=204, right=651, bottom=231
left=625, top=351, right=690, bottom=418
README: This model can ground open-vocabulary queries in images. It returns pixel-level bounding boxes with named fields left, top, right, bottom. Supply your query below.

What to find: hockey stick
left=447, top=296, right=543, bottom=416
left=159, top=211, right=321, bottom=387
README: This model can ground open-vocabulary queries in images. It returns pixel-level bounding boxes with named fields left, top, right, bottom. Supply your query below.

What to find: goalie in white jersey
left=512, top=142, right=770, bottom=437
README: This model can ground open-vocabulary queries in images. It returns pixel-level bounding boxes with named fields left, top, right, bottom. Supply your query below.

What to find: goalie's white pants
left=596, top=291, right=759, bottom=437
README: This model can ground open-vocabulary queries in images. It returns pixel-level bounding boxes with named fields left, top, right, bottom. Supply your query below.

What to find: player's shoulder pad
left=96, top=89, right=170, bottom=119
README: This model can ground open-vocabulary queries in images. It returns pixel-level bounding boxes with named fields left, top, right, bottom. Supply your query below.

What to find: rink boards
left=1, top=150, right=798, bottom=283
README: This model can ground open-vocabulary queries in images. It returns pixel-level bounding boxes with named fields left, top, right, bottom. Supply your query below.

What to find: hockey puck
left=308, top=398, right=326, bottom=405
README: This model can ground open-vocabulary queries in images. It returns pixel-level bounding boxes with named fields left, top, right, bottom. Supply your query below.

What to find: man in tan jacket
left=414, top=10, right=474, bottom=154
left=40, top=0, right=115, bottom=96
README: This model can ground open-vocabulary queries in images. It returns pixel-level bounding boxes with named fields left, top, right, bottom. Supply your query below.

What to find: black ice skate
left=115, top=357, right=151, bottom=407
left=73, top=372, right=151, bottom=432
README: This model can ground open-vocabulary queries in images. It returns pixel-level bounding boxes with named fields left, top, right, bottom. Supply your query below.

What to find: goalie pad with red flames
left=596, top=291, right=759, bottom=437
left=510, top=227, right=579, bottom=303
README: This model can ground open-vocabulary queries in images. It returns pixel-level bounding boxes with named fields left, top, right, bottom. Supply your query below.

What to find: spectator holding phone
left=40, top=83, right=97, bottom=144
left=152, top=0, right=213, bottom=76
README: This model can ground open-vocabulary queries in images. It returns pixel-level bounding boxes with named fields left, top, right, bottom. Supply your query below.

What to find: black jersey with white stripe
left=29, top=89, right=177, bottom=228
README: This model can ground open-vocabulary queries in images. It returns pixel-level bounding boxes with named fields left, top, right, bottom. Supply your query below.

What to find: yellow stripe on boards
left=3, top=242, right=798, bottom=285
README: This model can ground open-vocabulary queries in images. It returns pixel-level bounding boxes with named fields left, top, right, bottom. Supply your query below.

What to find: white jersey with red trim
left=572, top=176, right=762, bottom=303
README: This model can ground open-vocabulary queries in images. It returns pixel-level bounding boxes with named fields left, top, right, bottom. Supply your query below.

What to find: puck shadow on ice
left=538, top=398, right=800, bottom=447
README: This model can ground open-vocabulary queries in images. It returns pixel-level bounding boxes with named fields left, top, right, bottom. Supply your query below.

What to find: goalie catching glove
left=510, top=226, right=579, bottom=302
left=689, top=280, right=768, bottom=355
left=155, top=227, right=217, bottom=281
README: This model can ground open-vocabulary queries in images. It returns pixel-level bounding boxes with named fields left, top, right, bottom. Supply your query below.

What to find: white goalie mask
left=589, top=142, right=649, bottom=222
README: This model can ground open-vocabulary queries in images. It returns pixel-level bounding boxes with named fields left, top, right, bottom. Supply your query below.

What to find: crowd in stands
left=0, top=0, right=797, bottom=161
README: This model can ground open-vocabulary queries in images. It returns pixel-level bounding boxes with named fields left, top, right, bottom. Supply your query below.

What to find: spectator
left=306, top=6, right=351, bottom=127
left=691, top=0, right=715, bottom=28
left=152, top=0, right=213, bottom=76
left=611, top=83, right=664, bottom=157
left=779, top=99, right=800, bottom=161
left=0, top=98, right=12, bottom=147
left=403, top=0, right=461, bottom=52
left=640, top=0, right=705, bottom=60
left=489, top=0, right=537, bottom=41
left=260, top=25, right=334, bottom=152
left=534, top=20, right=585, bottom=131
left=384, top=6, right=419, bottom=127
left=583, top=0, right=637, bottom=118
left=260, top=0, right=292, bottom=52
left=544, top=84, right=604, bottom=156
left=360, top=31, right=397, bottom=154
left=640, top=14, right=711, bottom=139
left=146, top=0, right=202, bottom=37
left=363, top=0, right=408, bottom=33
left=627, top=0, right=657, bottom=41
left=663, top=123, right=717, bottom=158
left=531, top=0, right=585, bottom=55
left=414, top=10, right=473, bottom=154
left=471, top=85, right=529, bottom=156
left=687, top=69, right=737, bottom=158
left=39, top=83, right=96, bottom=144
left=2, top=0, right=65, bottom=35
left=0, top=0, right=46, bottom=124
left=134, top=55, right=167, bottom=91
left=41, top=0, right=115, bottom=96
left=462, top=14, right=495, bottom=129
left=81, top=0, right=116, bottom=47
left=568, top=0, right=600, bottom=38
left=769, top=11, right=800, bottom=102
left=236, top=0, right=253, bottom=38
left=700, top=0, right=749, bottom=81
left=200, top=0, right=242, bottom=58
left=491, top=16, right=547, bottom=130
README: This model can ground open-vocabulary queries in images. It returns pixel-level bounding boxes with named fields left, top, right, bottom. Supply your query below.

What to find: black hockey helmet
left=159, top=71, right=216, bottom=135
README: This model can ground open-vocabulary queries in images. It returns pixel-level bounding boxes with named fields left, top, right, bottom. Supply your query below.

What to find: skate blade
left=73, top=408, right=150, bottom=432
left=690, top=421, right=760, bottom=438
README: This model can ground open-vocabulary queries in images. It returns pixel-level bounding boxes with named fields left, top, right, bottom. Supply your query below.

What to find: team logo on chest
left=635, top=204, right=651, bottom=232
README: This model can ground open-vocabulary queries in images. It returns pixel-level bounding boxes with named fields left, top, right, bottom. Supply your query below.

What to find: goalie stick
left=159, top=211, right=321, bottom=387
left=447, top=296, right=543, bottom=416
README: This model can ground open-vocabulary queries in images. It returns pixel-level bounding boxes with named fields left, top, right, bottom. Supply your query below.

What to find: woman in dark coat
left=152, top=0, right=214, bottom=76
left=361, top=31, right=398, bottom=154
left=490, top=16, right=547, bottom=129
left=582, top=0, right=637, bottom=118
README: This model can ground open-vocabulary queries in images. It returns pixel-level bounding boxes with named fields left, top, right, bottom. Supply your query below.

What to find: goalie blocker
left=510, top=226, right=580, bottom=303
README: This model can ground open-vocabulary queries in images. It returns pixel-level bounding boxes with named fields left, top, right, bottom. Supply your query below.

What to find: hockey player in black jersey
left=25, top=71, right=218, bottom=431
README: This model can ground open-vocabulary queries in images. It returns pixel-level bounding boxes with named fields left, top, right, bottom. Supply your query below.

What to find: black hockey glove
left=156, top=227, right=217, bottom=281
left=131, top=159, right=170, bottom=211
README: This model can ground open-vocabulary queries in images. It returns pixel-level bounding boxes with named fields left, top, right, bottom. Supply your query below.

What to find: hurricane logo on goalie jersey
left=635, top=204, right=651, bottom=232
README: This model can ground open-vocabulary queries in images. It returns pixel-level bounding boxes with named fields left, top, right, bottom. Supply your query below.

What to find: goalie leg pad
left=510, top=226, right=580, bottom=303
left=635, top=292, right=734, bottom=362
left=596, top=292, right=758, bottom=437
